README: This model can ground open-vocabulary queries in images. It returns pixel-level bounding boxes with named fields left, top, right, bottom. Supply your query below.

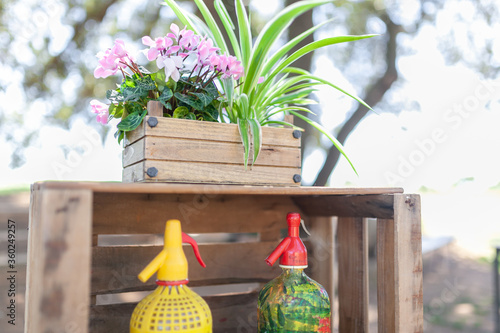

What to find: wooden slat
left=338, top=217, right=369, bottom=333
left=89, top=291, right=259, bottom=333
left=122, top=159, right=301, bottom=186
left=122, top=137, right=145, bottom=168
left=307, top=217, right=336, bottom=332
left=293, top=194, right=395, bottom=219
left=25, top=188, right=92, bottom=333
left=377, top=194, right=423, bottom=333
left=377, top=218, right=396, bottom=332
left=147, top=100, right=163, bottom=117
left=122, top=136, right=301, bottom=168
left=125, top=116, right=301, bottom=148
left=92, top=192, right=298, bottom=235
left=91, top=242, right=282, bottom=295
left=35, top=181, right=404, bottom=196
left=90, top=302, right=135, bottom=333
left=208, top=290, right=259, bottom=332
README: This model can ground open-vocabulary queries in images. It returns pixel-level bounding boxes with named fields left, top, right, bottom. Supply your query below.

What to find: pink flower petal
left=142, top=36, right=155, bottom=47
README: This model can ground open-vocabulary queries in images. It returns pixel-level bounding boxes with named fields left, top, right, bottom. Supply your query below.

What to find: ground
left=0, top=191, right=497, bottom=332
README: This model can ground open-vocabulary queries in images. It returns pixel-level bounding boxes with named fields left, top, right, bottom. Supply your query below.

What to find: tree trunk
left=313, top=14, right=401, bottom=186
left=285, top=0, right=315, bottom=163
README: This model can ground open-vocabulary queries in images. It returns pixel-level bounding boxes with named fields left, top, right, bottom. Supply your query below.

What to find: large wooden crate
left=122, top=108, right=302, bottom=186
left=25, top=182, right=423, bottom=332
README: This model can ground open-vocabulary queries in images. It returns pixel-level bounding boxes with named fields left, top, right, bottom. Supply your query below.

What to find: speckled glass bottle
left=258, top=267, right=330, bottom=332
left=257, top=213, right=331, bottom=332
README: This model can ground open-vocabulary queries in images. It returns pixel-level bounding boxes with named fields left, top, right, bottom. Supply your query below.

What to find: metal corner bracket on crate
left=122, top=104, right=302, bottom=186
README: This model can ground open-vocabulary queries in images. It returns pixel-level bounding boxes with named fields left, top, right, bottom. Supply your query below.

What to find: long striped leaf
left=243, top=0, right=333, bottom=93
left=235, top=0, right=252, bottom=70
left=290, top=110, right=358, bottom=175
left=237, top=118, right=250, bottom=168
left=248, top=118, right=262, bottom=165
left=162, top=0, right=197, bottom=31
left=261, top=19, right=333, bottom=75
left=194, top=0, right=229, bottom=54
left=263, top=35, right=377, bottom=88
left=214, top=0, right=242, bottom=61
left=298, top=73, right=372, bottom=110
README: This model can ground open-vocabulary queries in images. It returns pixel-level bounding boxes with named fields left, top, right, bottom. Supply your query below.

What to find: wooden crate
left=25, top=182, right=423, bottom=332
left=122, top=109, right=302, bottom=186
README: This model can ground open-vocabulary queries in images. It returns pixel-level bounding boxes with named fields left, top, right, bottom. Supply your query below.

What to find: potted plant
left=90, top=0, right=375, bottom=185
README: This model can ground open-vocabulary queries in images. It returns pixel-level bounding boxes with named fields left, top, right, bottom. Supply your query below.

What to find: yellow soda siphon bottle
left=130, top=219, right=212, bottom=333
left=257, top=212, right=331, bottom=332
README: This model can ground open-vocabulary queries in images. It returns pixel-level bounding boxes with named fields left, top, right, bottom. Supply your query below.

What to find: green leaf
left=263, top=34, right=377, bottom=91
left=174, top=92, right=204, bottom=110
left=237, top=118, right=250, bottom=168
left=152, top=71, right=166, bottom=92
left=121, top=77, right=135, bottom=88
left=108, top=103, right=116, bottom=117
left=159, top=100, right=172, bottom=111
left=117, top=109, right=147, bottom=132
left=236, top=93, right=250, bottom=119
left=299, top=73, right=372, bottom=110
left=214, top=0, right=242, bottom=61
left=202, top=104, right=219, bottom=122
left=248, top=118, right=262, bottom=165
left=290, top=111, right=358, bottom=175
left=204, top=81, right=219, bottom=98
left=106, top=89, right=124, bottom=103
left=243, top=0, right=334, bottom=93
left=162, top=0, right=198, bottom=32
left=114, top=129, right=125, bottom=144
left=137, top=65, right=152, bottom=75
left=137, top=75, right=156, bottom=90
left=235, top=0, right=252, bottom=69
left=158, top=87, right=173, bottom=101
left=193, top=0, right=229, bottom=54
left=191, top=92, right=213, bottom=107
left=122, top=86, right=145, bottom=102
left=261, top=19, right=332, bottom=75
left=173, top=106, right=189, bottom=118
left=185, top=112, right=196, bottom=120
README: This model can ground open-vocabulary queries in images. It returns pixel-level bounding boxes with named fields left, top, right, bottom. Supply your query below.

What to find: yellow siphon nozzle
left=138, top=219, right=205, bottom=283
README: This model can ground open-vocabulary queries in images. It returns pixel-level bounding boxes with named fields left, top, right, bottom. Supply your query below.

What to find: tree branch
left=313, top=14, right=401, bottom=186
left=285, top=0, right=315, bottom=160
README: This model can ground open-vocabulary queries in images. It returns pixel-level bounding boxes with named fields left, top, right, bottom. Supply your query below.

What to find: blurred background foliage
left=1, top=0, right=499, bottom=185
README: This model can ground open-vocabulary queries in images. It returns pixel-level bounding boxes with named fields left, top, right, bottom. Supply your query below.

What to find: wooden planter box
left=122, top=104, right=302, bottom=186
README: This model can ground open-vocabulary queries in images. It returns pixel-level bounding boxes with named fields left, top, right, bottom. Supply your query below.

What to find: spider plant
left=163, top=0, right=376, bottom=170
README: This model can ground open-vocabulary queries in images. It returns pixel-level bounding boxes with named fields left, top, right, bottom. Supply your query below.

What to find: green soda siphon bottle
left=257, top=212, right=331, bottom=333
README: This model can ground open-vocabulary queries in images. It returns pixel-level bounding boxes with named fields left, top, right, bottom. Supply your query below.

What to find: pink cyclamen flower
left=142, top=36, right=174, bottom=61
left=157, top=55, right=183, bottom=82
left=217, top=54, right=244, bottom=80
left=111, top=39, right=128, bottom=59
left=196, top=38, right=219, bottom=67
left=94, top=48, right=119, bottom=78
left=178, top=28, right=200, bottom=51
left=90, top=100, right=109, bottom=124
left=94, top=39, right=131, bottom=78
left=167, top=23, right=180, bottom=40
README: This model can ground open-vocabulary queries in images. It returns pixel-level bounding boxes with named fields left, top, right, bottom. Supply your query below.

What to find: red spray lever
left=182, top=232, right=206, bottom=268
left=266, top=238, right=291, bottom=266
left=265, top=212, right=308, bottom=268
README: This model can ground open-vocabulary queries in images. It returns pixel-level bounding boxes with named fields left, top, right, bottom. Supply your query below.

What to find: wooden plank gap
left=338, top=217, right=369, bottom=333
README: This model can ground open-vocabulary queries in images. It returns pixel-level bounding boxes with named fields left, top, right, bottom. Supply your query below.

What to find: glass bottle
left=257, top=213, right=331, bottom=332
